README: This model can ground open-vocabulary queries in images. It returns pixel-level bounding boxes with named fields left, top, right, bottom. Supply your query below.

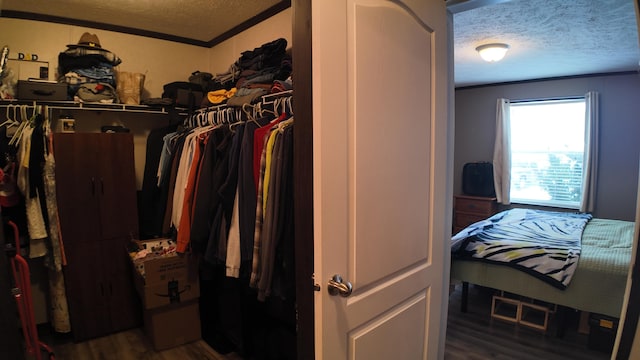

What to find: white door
left=312, top=0, right=452, bottom=359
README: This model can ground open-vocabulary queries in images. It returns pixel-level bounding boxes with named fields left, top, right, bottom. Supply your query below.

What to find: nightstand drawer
left=455, top=212, right=487, bottom=228
left=453, top=195, right=498, bottom=232
left=455, top=196, right=497, bottom=216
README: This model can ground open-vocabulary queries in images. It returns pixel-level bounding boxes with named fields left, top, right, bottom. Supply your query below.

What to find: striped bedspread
left=451, top=208, right=593, bottom=289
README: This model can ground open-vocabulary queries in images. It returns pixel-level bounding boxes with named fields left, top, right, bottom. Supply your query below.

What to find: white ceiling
left=2, top=0, right=639, bottom=87
left=452, top=0, right=640, bottom=87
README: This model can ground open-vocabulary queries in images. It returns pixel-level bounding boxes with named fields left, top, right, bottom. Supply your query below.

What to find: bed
left=450, top=208, right=634, bottom=319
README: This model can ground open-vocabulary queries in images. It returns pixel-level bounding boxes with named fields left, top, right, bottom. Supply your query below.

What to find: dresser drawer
left=453, top=195, right=498, bottom=232
left=455, top=196, right=496, bottom=216
left=455, top=212, right=487, bottom=229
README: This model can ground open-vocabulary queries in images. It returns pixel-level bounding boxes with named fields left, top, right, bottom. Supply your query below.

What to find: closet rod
left=0, top=100, right=172, bottom=114
left=193, top=103, right=228, bottom=114
left=262, top=89, right=293, bottom=102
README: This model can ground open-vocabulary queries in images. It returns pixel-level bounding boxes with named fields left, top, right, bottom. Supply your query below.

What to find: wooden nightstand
left=453, top=195, right=498, bottom=233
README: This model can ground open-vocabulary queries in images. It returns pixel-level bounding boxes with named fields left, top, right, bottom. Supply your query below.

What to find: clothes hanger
left=221, top=108, right=230, bottom=124
left=242, top=103, right=256, bottom=122
left=0, top=104, right=19, bottom=128
left=227, top=108, right=235, bottom=124
left=286, top=96, right=293, bottom=115
left=259, top=100, right=277, bottom=119
left=8, top=105, right=30, bottom=146
left=273, top=97, right=283, bottom=116
left=216, top=108, right=223, bottom=125
left=228, top=110, right=242, bottom=131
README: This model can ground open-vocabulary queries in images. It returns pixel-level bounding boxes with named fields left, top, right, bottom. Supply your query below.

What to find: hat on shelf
left=67, top=32, right=103, bottom=49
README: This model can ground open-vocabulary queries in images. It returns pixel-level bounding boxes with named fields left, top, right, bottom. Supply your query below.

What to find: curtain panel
left=493, top=98, right=511, bottom=204
left=580, top=91, right=599, bottom=212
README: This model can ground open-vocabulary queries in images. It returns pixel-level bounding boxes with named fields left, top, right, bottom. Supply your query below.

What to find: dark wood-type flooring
left=445, top=283, right=611, bottom=360
left=35, top=283, right=612, bottom=359
left=38, top=327, right=241, bottom=360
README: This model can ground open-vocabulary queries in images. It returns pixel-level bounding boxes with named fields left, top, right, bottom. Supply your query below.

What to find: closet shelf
left=0, top=99, right=178, bottom=115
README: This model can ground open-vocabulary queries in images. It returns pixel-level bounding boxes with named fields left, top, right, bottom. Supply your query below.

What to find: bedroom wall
left=454, top=73, right=640, bottom=221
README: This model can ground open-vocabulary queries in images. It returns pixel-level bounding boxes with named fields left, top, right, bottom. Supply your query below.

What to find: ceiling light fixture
left=476, top=43, right=510, bottom=62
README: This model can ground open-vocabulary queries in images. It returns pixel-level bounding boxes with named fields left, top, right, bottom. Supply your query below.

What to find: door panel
left=349, top=292, right=427, bottom=359
left=313, top=0, right=451, bottom=359
left=98, top=134, right=139, bottom=239
left=102, top=237, right=141, bottom=332
left=53, top=133, right=101, bottom=245
left=352, top=3, right=432, bottom=287
left=63, top=242, right=111, bottom=341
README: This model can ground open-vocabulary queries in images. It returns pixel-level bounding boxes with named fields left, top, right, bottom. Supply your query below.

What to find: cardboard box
left=144, top=300, right=201, bottom=351
left=131, top=239, right=199, bottom=310
left=17, top=80, right=67, bottom=101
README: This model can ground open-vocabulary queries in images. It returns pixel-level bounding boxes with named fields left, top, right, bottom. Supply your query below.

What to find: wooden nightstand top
left=454, top=194, right=497, bottom=202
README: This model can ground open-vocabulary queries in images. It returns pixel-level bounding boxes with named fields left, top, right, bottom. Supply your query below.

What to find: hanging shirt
left=176, top=128, right=213, bottom=253
left=252, top=113, right=286, bottom=191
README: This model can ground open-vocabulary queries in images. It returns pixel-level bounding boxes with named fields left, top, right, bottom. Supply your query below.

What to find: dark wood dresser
left=453, top=195, right=498, bottom=234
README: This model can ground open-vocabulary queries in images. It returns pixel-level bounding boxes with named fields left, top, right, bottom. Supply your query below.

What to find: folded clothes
left=271, top=79, right=293, bottom=93
left=236, top=87, right=268, bottom=97
left=61, top=47, right=122, bottom=66
left=75, top=82, right=117, bottom=103
left=226, top=89, right=267, bottom=107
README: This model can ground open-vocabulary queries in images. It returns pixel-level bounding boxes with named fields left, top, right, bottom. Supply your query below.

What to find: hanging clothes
left=15, top=109, right=49, bottom=257
left=141, top=92, right=295, bottom=293
left=251, top=119, right=294, bottom=300
left=204, top=122, right=244, bottom=265
left=137, top=89, right=295, bottom=358
left=139, top=123, right=178, bottom=238
left=2, top=104, right=71, bottom=333
left=190, top=126, right=233, bottom=254
left=236, top=117, right=271, bottom=278
left=176, top=125, right=219, bottom=253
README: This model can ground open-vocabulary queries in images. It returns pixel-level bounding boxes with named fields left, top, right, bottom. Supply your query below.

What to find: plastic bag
left=117, top=71, right=145, bottom=105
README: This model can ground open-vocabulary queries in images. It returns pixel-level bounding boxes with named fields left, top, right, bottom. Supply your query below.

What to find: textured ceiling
left=1, top=0, right=638, bottom=86
left=453, top=0, right=640, bottom=87
left=1, top=0, right=287, bottom=45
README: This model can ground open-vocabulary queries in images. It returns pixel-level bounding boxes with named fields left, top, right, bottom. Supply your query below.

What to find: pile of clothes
left=58, top=32, right=120, bottom=103
left=203, top=38, right=293, bottom=107
left=141, top=38, right=294, bottom=109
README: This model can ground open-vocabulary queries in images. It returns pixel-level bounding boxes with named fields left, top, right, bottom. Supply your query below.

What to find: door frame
left=292, top=0, right=315, bottom=359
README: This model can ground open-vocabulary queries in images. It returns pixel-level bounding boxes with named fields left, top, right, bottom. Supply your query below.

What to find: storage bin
left=17, top=80, right=67, bottom=101
left=588, top=313, right=618, bottom=353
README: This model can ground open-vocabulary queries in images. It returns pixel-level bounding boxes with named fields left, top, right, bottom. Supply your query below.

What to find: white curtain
left=580, top=91, right=599, bottom=212
left=493, top=98, right=511, bottom=204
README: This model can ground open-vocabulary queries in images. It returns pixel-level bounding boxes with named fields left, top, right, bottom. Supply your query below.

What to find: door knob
left=327, top=274, right=353, bottom=297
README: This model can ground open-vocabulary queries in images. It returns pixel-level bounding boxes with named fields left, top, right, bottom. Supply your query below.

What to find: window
left=508, top=98, right=586, bottom=209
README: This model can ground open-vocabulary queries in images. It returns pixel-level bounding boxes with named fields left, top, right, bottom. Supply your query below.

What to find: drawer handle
left=33, top=89, right=55, bottom=96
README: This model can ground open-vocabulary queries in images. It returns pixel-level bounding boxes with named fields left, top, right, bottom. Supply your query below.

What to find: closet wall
left=0, top=9, right=291, bottom=187
left=0, top=8, right=292, bottom=325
